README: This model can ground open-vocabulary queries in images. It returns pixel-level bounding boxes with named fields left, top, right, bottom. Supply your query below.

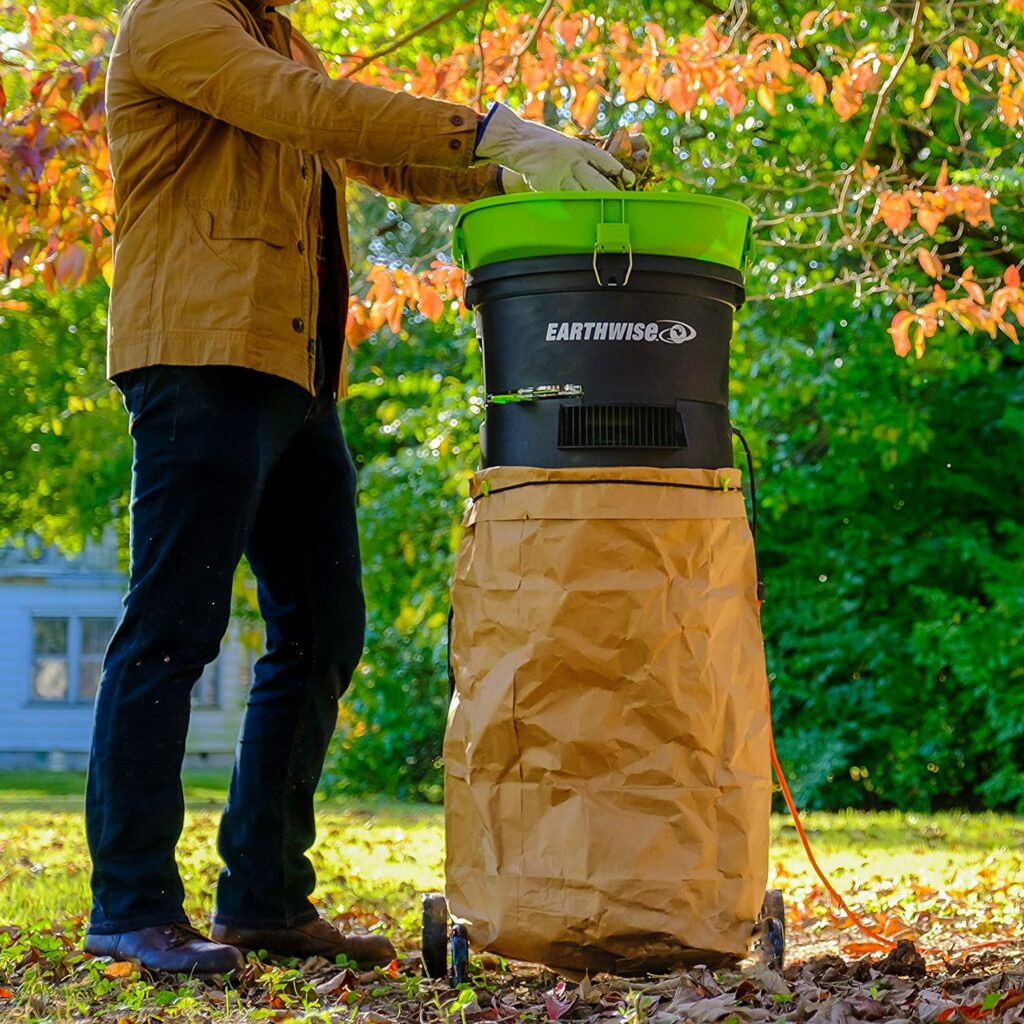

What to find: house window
left=32, top=617, right=69, bottom=701
left=30, top=614, right=116, bottom=703
left=79, top=617, right=117, bottom=701
left=29, top=613, right=223, bottom=707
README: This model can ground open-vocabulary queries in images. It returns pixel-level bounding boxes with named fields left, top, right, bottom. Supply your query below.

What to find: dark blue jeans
left=86, top=354, right=365, bottom=934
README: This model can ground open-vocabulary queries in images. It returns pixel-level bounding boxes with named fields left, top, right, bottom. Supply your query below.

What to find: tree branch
left=504, top=0, right=556, bottom=87
left=341, top=0, right=483, bottom=77
left=836, top=0, right=926, bottom=240
left=473, top=0, right=493, bottom=111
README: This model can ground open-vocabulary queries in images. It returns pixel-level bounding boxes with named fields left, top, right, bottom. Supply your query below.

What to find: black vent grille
left=558, top=404, right=685, bottom=450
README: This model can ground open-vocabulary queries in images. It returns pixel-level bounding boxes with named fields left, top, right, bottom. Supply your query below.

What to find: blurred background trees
left=1, top=0, right=1022, bottom=807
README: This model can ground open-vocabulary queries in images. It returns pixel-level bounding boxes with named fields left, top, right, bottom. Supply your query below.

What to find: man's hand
left=476, top=103, right=632, bottom=192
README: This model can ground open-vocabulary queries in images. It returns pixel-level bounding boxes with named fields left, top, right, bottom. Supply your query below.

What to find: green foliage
left=2, top=0, right=1022, bottom=811
left=741, top=295, right=1024, bottom=812
left=0, top=279, right=129, bottom=555
left=326, top=303, right=483, bottom=802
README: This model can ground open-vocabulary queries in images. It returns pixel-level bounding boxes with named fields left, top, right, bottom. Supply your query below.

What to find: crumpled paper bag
left=444, top=466, right=771, bottom=974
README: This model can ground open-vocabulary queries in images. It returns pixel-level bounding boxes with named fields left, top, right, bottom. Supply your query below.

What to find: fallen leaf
left=543, top=980, right=577, bottom=1021
left=315, top=968, right=357, bottom=996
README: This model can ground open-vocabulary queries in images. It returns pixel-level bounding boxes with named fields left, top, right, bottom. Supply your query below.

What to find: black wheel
left=450, top=923, right=470, bottom=987
left=758, top=888, right=786, bottom=970
left=422, top=892, right=449, bottom=979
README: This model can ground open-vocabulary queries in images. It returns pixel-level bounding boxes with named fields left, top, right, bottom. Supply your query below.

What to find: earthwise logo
left=545, top=319, right=698, bottom=344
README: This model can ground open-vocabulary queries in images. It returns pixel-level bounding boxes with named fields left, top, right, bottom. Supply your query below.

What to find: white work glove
left=499, top=168, right=530, bottom=194
left=476, top=103, right=632, bottom=193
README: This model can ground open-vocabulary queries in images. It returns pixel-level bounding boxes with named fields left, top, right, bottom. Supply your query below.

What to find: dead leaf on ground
left=102, top=960, right=135, bottom=979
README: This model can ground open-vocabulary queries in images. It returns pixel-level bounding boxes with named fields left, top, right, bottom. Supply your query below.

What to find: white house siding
left=183, top=622, right=252, bottom=765
left=0, top=538, right=251, bottom=769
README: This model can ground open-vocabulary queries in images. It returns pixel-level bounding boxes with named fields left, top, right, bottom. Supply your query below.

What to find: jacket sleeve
left=345, top=161, right=503, bottom=206
left=125, top=0, right=480, bottom=169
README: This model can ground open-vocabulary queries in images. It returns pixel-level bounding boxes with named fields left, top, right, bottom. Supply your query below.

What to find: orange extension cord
left=765, top=682, right=897, bottom=951
left=741, top=431, right=1016, bottom=962
left=765, top=681, right=1021, bottom=960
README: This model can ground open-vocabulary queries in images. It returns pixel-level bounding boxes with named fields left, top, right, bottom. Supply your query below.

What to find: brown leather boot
left=210, top=916, right=396, bottom=967
left=84, top=923, right=245, bottom=975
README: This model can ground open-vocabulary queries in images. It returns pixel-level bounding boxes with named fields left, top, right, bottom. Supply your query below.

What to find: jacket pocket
left=169, top=201, right=302, bottom=337
left=189, top=203, right=291, bottom=253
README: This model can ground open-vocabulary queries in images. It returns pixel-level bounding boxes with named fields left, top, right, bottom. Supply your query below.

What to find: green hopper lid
left=452, top=191, right=753, bottom=273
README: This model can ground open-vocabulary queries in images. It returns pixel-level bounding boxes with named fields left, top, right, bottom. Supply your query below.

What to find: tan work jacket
left=105, top=0, right=501, bottom=395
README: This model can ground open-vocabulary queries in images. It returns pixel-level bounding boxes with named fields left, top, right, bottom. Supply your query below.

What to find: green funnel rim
left=451, top=191, right=754, bottom=272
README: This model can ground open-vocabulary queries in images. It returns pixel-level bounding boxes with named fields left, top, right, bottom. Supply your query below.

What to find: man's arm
left=126, top=0, right=480, bottom=169
left=344, top=161, right=503, bottom=206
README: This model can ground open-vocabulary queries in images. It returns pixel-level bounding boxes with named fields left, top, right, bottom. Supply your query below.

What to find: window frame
left=77, top=615, right=119, bottom=703
left=26, top=611, right=225, bottom=710
left=29, top=615, right=72, bottom=704
left=27, top=611, right=118, bottom=706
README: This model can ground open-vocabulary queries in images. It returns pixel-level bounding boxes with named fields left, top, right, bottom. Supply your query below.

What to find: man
left=85, top=0, right=633, bottom=976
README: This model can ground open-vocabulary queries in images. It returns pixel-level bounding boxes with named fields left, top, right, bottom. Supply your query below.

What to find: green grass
left=2, top=772, right=1024, bottom=1022
left=3, top=772, right=1024, bottom=940
left=0, top=772, right=444, bottom=938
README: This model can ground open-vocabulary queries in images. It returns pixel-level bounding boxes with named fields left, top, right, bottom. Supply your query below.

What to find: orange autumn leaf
left=366, top=264, right=395, bottom=304
left=917, top=205, right=944, bottom=236
left=916, top=248, right=945, bottom=279
left=830, top=74, right=863, bottom=120
left=643, top=71, right=665, bottom=103
left=417, top=285, right=444, bottom=322
left=571, top=86, right=601, bottom=128
left=997, top=90, right=1024, bottom=129
left=807, top=71, right=827, bottom=105
left=53, top=242, right=88, bottom=287
left=957, top=267, right=986, bottom=305
left=664, top=73, right=699, bottom=114
left=618, top=65, right=646, bottom=102
left=947, top=36, right=980, bottom=67
left=921, top=70, right=945, bottom=109
left=875, top=192, right=913, bottom=233
left=386, top=297, right=407, bottom=335
left=557, top=12, right=582, bottom=48
left=888, top=311, right=914, bottom=357
left=842, top=939, right=894, bottom=955
left=873, top=910, right=917, bottom=938
left=796, top=9, right=820, bottom=45
left=719, top=78, right=746, bottom=115
left=769, top=46, right=792, bottom=82
left=53, top=109, right=82, bottom=132
left=946, top=67, right=970, bottom=103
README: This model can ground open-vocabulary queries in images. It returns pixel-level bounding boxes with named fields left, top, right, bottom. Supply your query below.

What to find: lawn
left=2, top=772, right=1024, bottom=1022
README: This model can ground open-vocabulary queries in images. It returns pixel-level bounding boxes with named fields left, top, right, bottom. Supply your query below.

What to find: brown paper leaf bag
left=444, top=466, right=771, bottom=974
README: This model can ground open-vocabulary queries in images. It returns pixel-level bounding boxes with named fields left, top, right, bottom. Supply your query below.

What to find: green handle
left=595, top=221, right=631, bottom=253
left=596, top=197, right=630, bottom=253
